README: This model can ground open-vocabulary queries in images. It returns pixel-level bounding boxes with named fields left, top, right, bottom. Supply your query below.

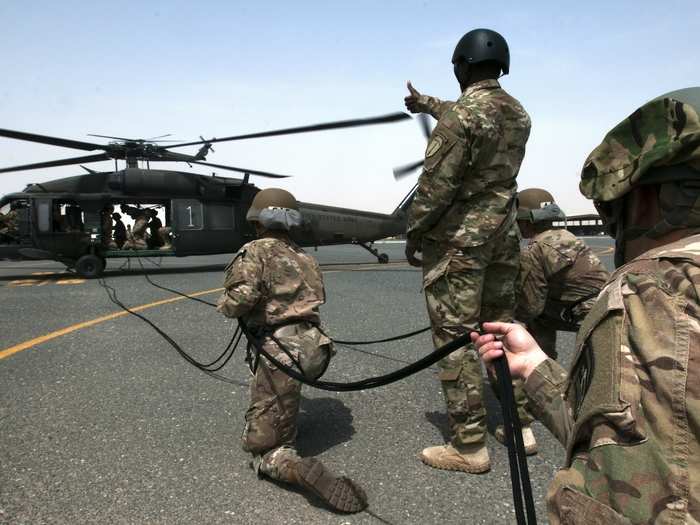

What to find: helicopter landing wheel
left=378, top=253, right=389, bottom=264
left=75, top=254, right=105, bottom=279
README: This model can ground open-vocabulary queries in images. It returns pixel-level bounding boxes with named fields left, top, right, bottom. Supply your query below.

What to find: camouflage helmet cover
left=518, top=188, right=555, bottom=211
left=580, top=87, right=700, bottom=203
left=517, top=188, right=566, bottom=222
left=246, top=187, right=302, bottom=231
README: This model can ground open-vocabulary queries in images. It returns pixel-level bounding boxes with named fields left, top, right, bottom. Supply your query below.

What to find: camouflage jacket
left=523, top=234, right=700, bottom=524
left=516, top=229, right=610, bottom=323
left=0, top=210, right=17, bottom=234
left=406, top=79, right=531, bottom=249
left=216, top=235, right=325, bottom=329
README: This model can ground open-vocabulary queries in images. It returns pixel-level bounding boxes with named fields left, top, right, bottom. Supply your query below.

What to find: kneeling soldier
left=216, top=188, right=367, bottom=514
left=515, top=188, right=610, bottom=359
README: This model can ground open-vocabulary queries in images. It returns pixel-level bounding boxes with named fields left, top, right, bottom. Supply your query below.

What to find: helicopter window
left=173, top=199, right=203, bottom=230
left=205, top=202, right=235, bottom=230
left=37, top=201, right=51, bottom=233
left=51, top=202, right=84, bottom=232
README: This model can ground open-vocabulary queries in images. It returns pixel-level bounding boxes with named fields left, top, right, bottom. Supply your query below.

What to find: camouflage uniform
left=522, top=95, right=700, bottom=522
left=517, top=229, right=610, bottom=359
left=216, top=235, right=333, bottom=483
left=524, top=236, right=700, bottom=523
left=100, top=208, right=117, bottom=249
left=121, top=205, right=149, bottom=250
left=408, top=79, right=531, bottom=447
left=0, top=210, right=18, bottom=241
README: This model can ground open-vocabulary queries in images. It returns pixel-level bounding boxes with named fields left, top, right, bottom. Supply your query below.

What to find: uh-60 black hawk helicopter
left=0, top=112, right=426, bottom=278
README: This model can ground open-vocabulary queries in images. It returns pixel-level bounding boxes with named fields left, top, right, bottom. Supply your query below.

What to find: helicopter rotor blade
left=168, top=112, right=411, bottom=148
left=0, top=128, right=104, bottom=151
left=87, top=133, right=137, bottom=141
left=418, top=113, right=432, bottom=141
left=0, top=153, right=112, bottom=174
left=189, top=160, right=291, bottom=179
left=88, top=133, right=182, bottom=144
left=393, top=159, right=424, bottom=180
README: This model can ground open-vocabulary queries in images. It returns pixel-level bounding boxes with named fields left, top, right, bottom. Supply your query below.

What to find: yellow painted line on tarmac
left=0, top=287, right=224, bottom=361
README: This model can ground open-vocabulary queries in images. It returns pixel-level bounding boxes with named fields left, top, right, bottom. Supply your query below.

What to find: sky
left=1, top=0, right=698, bottom=215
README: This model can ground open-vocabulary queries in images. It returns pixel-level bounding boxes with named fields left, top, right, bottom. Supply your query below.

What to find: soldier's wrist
left=521, top=351, right=549, bottom=381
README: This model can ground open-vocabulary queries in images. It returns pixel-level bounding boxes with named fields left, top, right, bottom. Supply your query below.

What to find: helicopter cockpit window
left=0, top=199, right=29, bottom=242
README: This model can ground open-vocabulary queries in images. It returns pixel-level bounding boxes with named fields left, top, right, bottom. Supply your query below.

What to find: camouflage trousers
left=242, top=324, right=332, bottom=483
left=526, top=297, right=597, bottom=360
left=422, top=224, right=533, bottom=448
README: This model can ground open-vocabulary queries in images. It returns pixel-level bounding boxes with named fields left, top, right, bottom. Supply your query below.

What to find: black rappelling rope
left=494, top=356, right=537, bottom=525
left=134, top=256, right=431, bottom=346
left=237, top=317, right=469, bottom=392
left=98, top=265, right=468, bottom=392
left=97, top=276, right=245, bottom=386
left=127, top=257, right=536, bottom=522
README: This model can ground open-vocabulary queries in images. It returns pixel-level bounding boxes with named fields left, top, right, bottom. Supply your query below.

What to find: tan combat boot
left=419, top=443, right=491, bottom=474
left=293, top=458, right=368, bottom=513
left=494, top=425, right=538, bottom=455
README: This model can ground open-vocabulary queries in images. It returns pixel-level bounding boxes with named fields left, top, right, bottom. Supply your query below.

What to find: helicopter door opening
left=110, top=202, right=171, bottom=253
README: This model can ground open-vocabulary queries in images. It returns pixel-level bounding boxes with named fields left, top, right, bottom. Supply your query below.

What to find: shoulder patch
left=425, top=135, right=445, bottom=157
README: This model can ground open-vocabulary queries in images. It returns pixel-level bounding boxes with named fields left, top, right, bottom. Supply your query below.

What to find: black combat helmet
left=452, top=28, right=510, bottom=75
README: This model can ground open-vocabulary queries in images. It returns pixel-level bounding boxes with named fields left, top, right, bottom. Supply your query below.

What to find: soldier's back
left=552, top=233, right=700, bottom=522
left=237, top=237, right=325, bottom=327
left=526, top=228, right=609, bottom=302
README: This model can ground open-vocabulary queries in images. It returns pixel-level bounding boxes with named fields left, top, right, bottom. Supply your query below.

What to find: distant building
left=554, top=213, right=607, bottom=236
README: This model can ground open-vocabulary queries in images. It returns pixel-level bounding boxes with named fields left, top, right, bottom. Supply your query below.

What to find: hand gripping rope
left=100, top=260, right=537, bottom=523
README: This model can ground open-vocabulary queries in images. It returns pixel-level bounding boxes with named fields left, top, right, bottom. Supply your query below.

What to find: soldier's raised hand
left=471, top=322, right=548, bottom=380
left=404, top=81, right=427, bottom=114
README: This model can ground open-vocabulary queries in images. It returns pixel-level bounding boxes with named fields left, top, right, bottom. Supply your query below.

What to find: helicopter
left=0, top=113, right=422, bottom=278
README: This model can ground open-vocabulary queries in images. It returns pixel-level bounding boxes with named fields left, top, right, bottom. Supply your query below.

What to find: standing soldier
left=100, top=204, right=118, bottom=249
left=112, top=212, right=127, bottom=249
left=216, top=188, right=367, bottom=514
left=515, top=189, right=610, bottom=359
left=404, top=28, right=532, bottom=472
left=474, top=88, right=700, bottom=523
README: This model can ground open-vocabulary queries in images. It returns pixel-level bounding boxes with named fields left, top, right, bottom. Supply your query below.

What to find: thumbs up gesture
left=404, top=81, right=427, bottom=113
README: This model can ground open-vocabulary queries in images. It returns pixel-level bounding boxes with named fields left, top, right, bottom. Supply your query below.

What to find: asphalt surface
left=0, top=238, right=614, bottom=524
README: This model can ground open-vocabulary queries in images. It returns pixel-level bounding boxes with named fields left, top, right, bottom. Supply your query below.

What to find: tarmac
left=0, top=238, right=614, bottom=524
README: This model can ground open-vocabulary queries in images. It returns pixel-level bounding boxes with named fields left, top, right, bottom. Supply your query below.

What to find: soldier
left=0, top=207, right=18, bottom=242
left=216, top=188, right=367, bottom=513
left=146, top=209, right=164, bottom=248
left=158, top=226, right=173, bottom=251
left=121, top=204, right=149, bottom=250
left=100, top=205, right=118, bottom=249
left=515, top=189, right=610, bottom=359
left=404, top=28, right=533, bottom=471
left=474, top=88, right=700, bottom=522
left=112, top=212, right=127, bottom=249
